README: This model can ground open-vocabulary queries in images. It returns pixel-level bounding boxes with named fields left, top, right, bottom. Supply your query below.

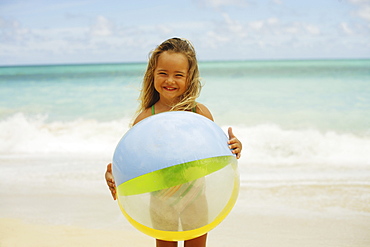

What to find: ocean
left=1, top=59, right=369, bottom=244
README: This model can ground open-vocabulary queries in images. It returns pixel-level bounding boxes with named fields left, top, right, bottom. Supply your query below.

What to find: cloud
left=0, top=17, right=30, bottom=44
left=1, top=1, right=369, bottom=65
left=222, top=13, right=244, bottom=32
left=0, top=15, right=109, bottom=64
left=218, top=13, right=320, bottom=38
left=305, top=25, right=320, bottom=35
left=0, top=12, right=156, bottom=65
left=195, top=0, right=250, bottom=9
left=348, top=0, right=370, bottom=21
left=348, top=0, right=370, bottom=3
left=192, top=12, right=331, bottom=60
left=271, top=0, right=283, bottom=4
left=357, top=5, right=370, bottom=21
left=90, top=16, right=114, bottom=37
left=340, top=22, right=354, bottom=34
left=249, top=20, right=264, bottom=30
left=267, top=18, right=279, bottom=25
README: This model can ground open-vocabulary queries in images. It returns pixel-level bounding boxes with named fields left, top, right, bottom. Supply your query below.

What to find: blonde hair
left=138, top=37, right=202, bottom=113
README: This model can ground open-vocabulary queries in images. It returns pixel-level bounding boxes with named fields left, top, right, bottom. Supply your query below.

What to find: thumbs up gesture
left=228, top=127, right=242, bottom=159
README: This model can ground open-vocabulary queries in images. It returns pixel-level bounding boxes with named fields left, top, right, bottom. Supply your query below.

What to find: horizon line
left=1, top=57, right=369, bottom=68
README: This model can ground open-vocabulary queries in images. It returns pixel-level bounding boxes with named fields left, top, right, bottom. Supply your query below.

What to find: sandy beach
left=1, top=156, right=369, bottom=247
left=1, top=211, right=369, bottom=247
left=0, top=218, right=153, bottom=247
left=1, top=184, right=369, bottom=247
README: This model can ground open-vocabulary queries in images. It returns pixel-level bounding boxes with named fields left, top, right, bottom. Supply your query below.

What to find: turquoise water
left=1, top=59, right=369, bottom=133
left=0, top=63, right=145, bottom=121
left=198, top=59, right=370, bottom=133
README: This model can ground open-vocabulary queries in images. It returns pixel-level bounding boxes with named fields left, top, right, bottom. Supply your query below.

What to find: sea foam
left=1, top=113, right=369, bottom=169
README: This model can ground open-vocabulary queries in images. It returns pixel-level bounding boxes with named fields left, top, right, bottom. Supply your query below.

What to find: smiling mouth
left=164, top=87, right=177, bottom=91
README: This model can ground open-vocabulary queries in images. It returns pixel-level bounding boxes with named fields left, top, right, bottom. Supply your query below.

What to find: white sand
left=0, top=218, right=153, bottom=247
left=1, top=212, right=369, bottom=247
left=1, top=161, right=369, bottom=247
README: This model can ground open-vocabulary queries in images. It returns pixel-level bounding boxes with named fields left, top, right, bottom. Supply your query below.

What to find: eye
left=176, top=74, right=184, bottom=77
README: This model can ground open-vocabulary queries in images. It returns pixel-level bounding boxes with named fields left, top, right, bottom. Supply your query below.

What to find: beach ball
left=112, top=111, right=239, bottom=241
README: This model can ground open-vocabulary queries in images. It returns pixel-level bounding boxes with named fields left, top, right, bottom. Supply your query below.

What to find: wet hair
left=138, top=37, right=201, bottom=112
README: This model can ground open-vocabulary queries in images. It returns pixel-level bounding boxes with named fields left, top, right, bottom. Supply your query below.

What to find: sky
left=0, top=0, right=369, bottom=66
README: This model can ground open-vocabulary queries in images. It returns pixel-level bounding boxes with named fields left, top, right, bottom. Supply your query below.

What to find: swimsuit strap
left=151, top=104, right=196, bottom=115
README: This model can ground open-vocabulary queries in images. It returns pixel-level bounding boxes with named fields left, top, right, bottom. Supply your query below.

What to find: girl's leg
left=156, top=239, right=178, bottom=247
left=180, top=193, right=208, bottom=231
left=150, top=194, right=178, bottom=231
left=180, top=182, right=208, bottom=247
left=184, top=234, right=207, bottom=247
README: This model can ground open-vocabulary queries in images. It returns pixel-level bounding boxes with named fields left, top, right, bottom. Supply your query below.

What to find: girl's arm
left=196, top=103, right=214, bottom=121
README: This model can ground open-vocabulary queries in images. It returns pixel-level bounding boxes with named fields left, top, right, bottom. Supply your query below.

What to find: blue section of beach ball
left=112, top=111, right=233, bottom=187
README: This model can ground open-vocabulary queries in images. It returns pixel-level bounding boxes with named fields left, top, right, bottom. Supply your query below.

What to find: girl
left=105, top=37, right=242, bottom=247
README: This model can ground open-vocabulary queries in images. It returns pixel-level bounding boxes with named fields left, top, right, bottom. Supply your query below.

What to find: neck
left=155, top=98, right=180, bottom=112
left=158, top=97, right=180, bottom=108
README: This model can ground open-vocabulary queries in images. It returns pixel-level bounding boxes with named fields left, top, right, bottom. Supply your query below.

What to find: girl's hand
left=228, top=127, right=242, bottom=159
left=105, top=163, right=117, bottom=200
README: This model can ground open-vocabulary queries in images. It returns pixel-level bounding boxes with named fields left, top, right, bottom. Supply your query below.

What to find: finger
left=229, top=139, right=240, bottom=149
left=105, top=163, right=115, bottom=183
left=106, top=177, right=115, bottom=186
left=112, top=187, right=117, bottom=200
left=107, top=163, right=112, bottom=172
left=231, top=147, right=240, bottom=153
left=228, top=127, right=235, bottom=139
left=228, top=138, right=235, bottom=144
left=106, top=183, right=116, bottom=198
left=106, top=174, right=115, bottom=182
left=111, top=190, right=117, bottom=200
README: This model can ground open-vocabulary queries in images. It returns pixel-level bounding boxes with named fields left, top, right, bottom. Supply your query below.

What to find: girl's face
left=154, top=51, right=189, bottom=104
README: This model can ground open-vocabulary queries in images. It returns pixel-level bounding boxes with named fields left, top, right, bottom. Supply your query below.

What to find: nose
left=166, top=75, right=175, bottom=84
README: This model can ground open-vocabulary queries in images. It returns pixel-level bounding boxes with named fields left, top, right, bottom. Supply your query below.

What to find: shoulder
left=133, top=108, right=152, bottom=126
left=196, top=103, right=214, bottom=121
